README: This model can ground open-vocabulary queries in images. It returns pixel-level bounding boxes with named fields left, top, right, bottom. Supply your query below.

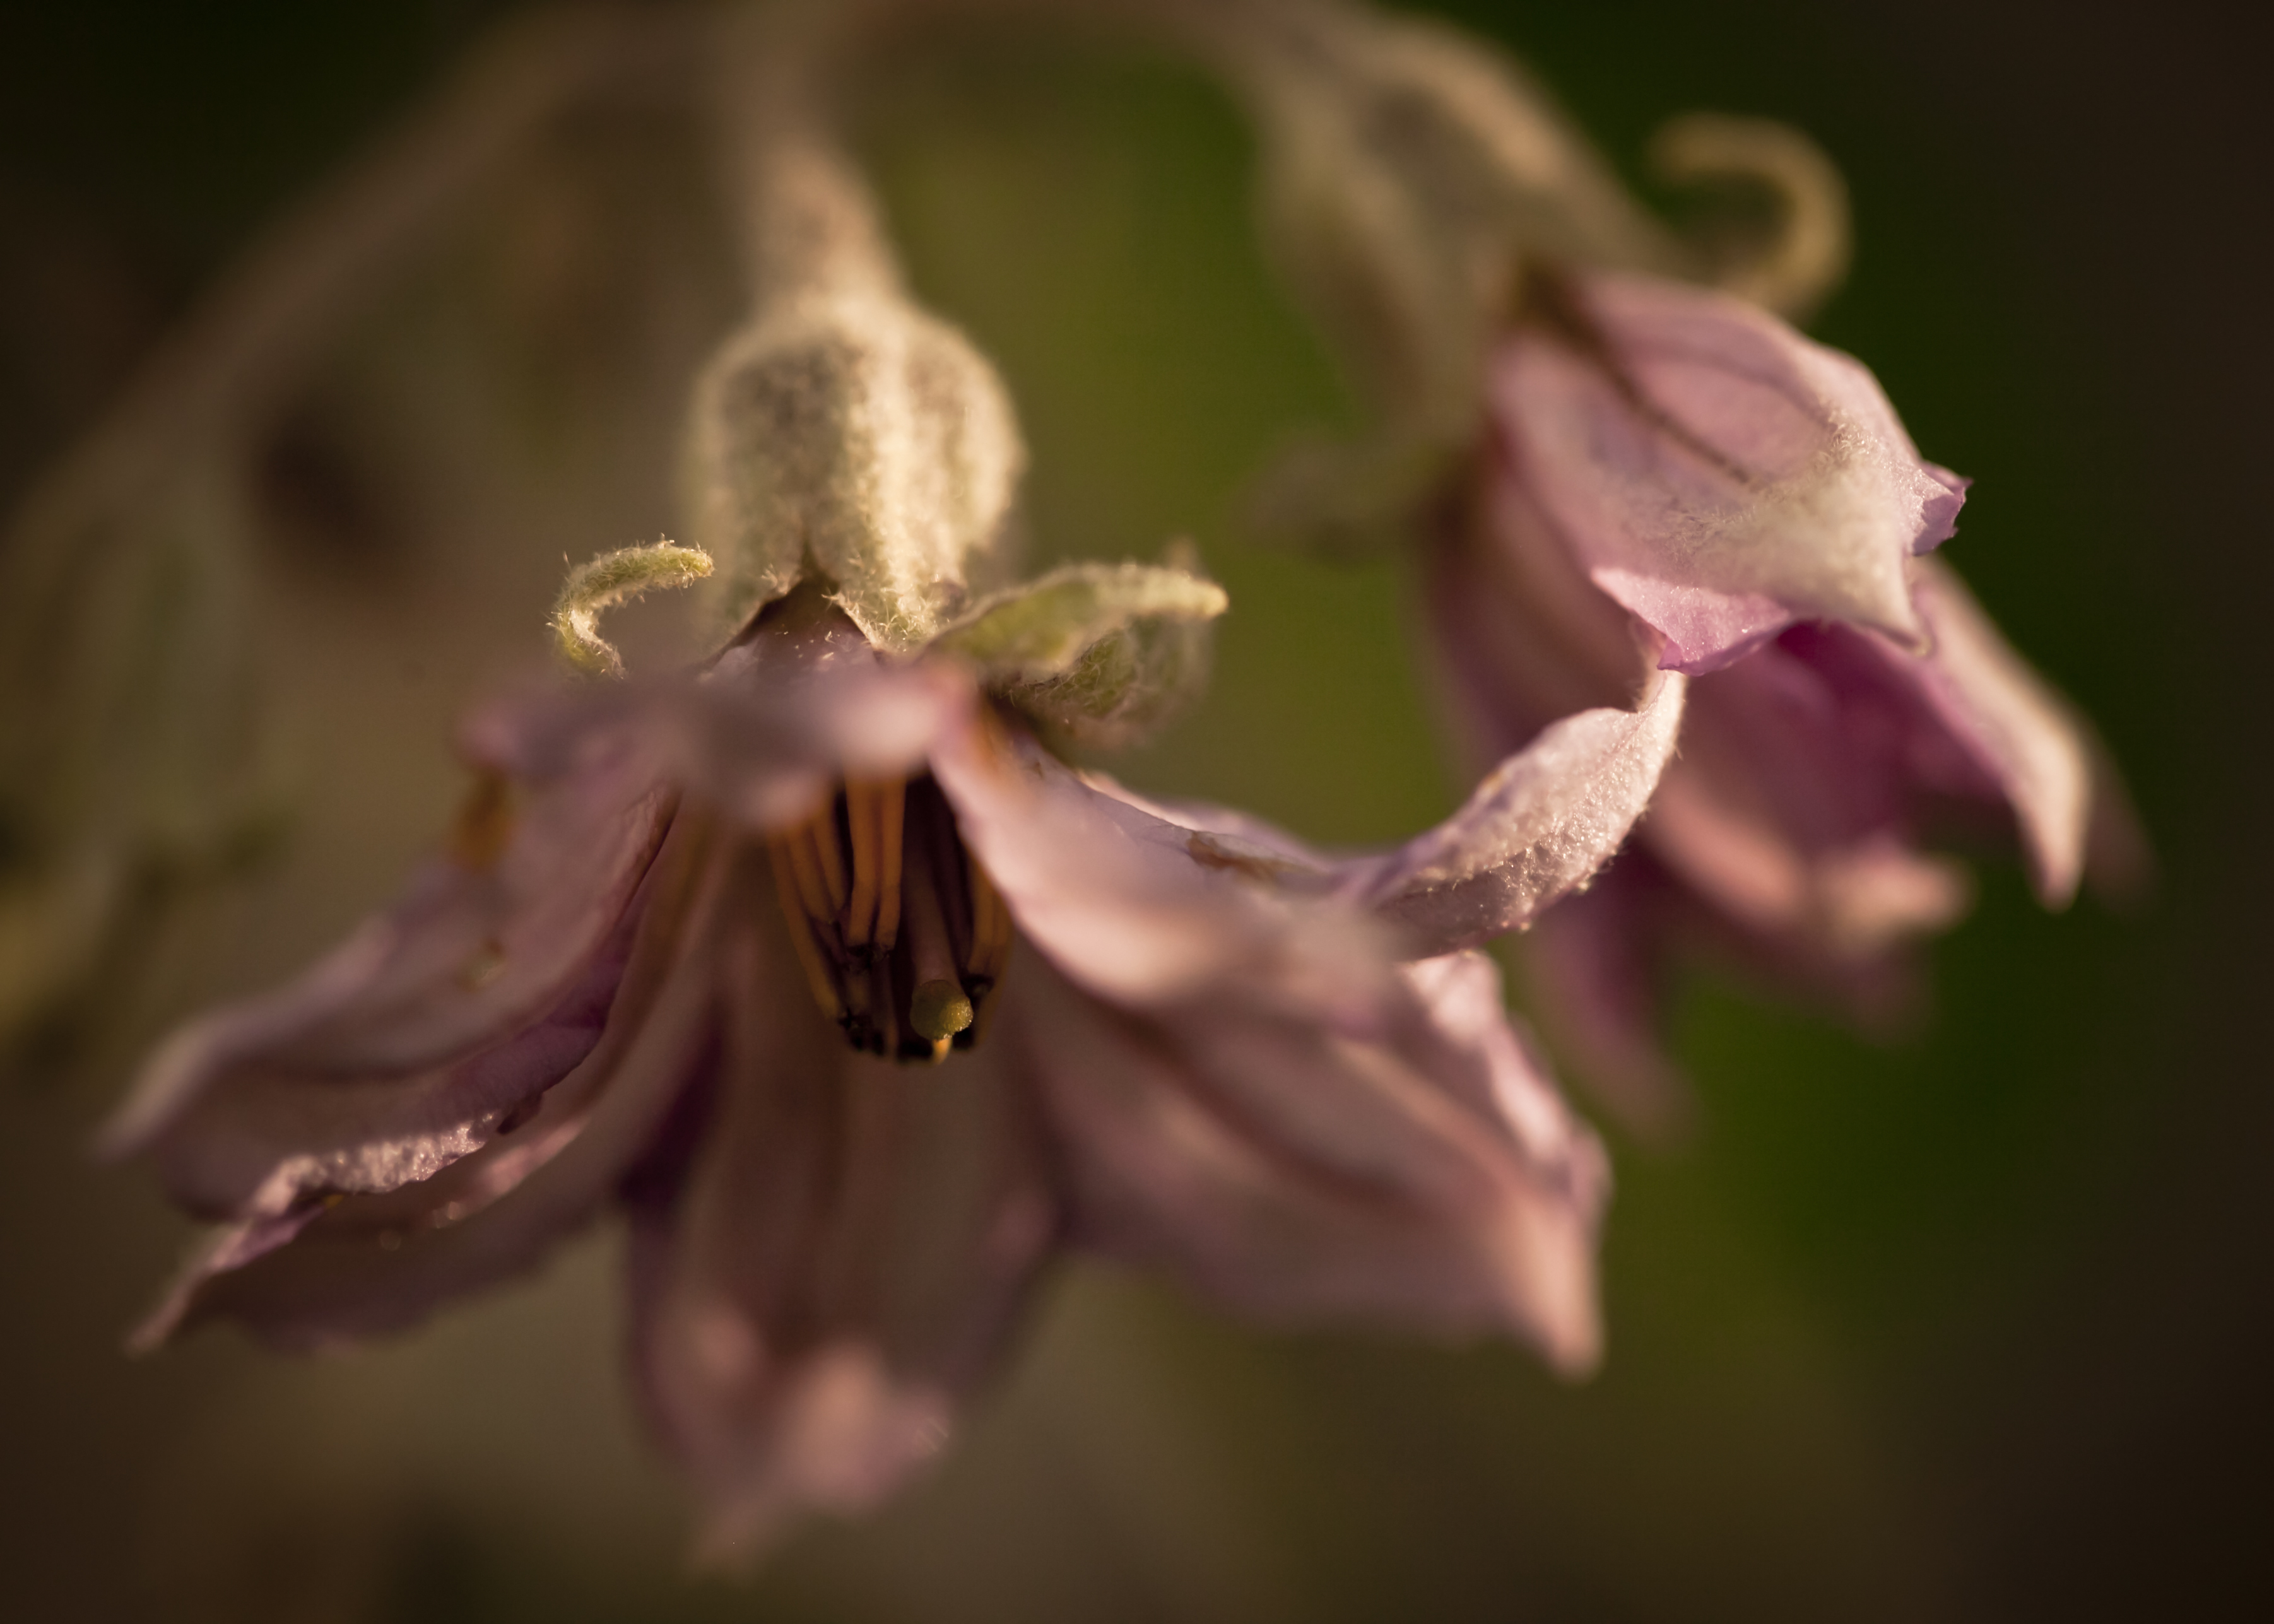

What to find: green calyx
left=932, top=556, right=1230, bottom=749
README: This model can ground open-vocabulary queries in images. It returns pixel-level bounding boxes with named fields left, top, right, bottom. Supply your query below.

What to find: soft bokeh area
left=3, top=2, right=2266, bottom=1619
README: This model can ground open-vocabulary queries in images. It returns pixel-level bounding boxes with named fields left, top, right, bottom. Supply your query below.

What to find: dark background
left=2, top=1, right=2267, bottom=1619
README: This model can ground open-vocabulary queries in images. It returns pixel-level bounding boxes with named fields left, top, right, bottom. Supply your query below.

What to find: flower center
left=765, top=774, right=1012, bottom=1062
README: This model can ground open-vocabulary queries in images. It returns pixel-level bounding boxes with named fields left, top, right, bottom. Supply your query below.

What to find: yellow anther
left=767, top=771, right=1011, bottom=1065
left=806, top=811, right=847, bottom=915
left=873, top=777, right=906, bottom=951
left=966, top=855, right=1013, bottom=983
left=779, top=825, right=833, bottom=925
left=765, top=840, right=844, bottom=1025
left=844, top=780, right=881, bottom=946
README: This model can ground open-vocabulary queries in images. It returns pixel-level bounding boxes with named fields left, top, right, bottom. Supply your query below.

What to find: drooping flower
left=84, top=60, right=1699, bottom=1554
left=1425, top=269, right=2141, bottom=1127
left=1169, top=0, right=2142, bottom=1127
left=101, top=557, right=1684, bottom=1559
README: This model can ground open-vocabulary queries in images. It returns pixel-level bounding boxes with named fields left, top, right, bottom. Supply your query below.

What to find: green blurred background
left=2, top=1, right=2266, bottom=1619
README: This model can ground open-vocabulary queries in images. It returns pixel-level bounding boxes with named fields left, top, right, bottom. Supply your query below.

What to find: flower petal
left=930, top=714, right=1390, bottom=1015
left=126, top=813, right=730, bottom=1351
left=1646, top=768, right=1974, bottom=956
left=1331, top=673, right=1688, bottom=955
left=1514, top=861, right=1695, bottom=1140
left=1016, top=949, right=1606, bottom=1372
left=625, top=861, right=1056, bottom=1565
left=1641, top=638, right=1980, bottom=956
left=943, top=671, right=1680, bottom=971
left=98, top=721, right=675, bottom=1219
left=468, top=629, right=966, bottom=838
left=1518, top=838, right=1933, bottom=1132
left=1868, top=558, right=2104, bottom=906
left=1495, top=273, right=1966, bottom=673
left=1429, top=454, right=1655, bottom=762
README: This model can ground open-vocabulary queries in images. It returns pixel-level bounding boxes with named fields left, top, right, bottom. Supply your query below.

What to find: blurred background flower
left=1, top=1, right=2266, bottom=1620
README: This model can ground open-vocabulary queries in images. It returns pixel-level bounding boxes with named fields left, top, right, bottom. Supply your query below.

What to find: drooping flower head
left=1436, top=267, right=2142, bottom=1124
left=1207, top=0, right=2143, bottom=1128
left=99, top=71, right=1687, bottom=1560
left=104, top=543, right=1678, bottom=1558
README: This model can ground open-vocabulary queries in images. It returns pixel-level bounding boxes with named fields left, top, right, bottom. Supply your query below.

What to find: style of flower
left=1426, top=268, right=2140, bottom=1127
left=102, top=562, right=1683, bottom=1560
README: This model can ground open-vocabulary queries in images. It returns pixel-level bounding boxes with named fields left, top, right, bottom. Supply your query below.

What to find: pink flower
left=1427, top=270, right=2141, bottom=1129
left=102, top=582, right=1680, bottom=1560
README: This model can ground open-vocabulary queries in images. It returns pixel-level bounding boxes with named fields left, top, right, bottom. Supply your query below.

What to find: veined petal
left=625, top=871, right=1055, bottom=1565
left=1015, top=950, right=1606, bottom=1373
left=933, top=707, right=1607, bottom=1363
left=98, top=720, right=675, bottom=1218
left=126, top=811, right=729, bottom=1351
left=1642, top=632, right=1982, bottom=956
left=1495, top=273, right=1966, bottom=673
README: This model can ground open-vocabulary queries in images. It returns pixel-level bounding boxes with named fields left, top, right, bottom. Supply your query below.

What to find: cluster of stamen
left=765, top=775, right=1013, bottom=1063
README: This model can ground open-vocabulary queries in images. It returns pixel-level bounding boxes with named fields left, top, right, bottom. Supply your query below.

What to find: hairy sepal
left=932, top=560, right=1229, bottom=749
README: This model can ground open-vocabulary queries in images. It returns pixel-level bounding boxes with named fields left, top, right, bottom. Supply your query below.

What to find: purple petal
left=1518, top=835, right=1937, bottom=1128
left=127, top=816, right=733, bottom=1351
left=467, top=643, right=966, bottom=839
left=1331, top=673, right=1688, bottom=955
left=1860, top=558, right=2102, bottom=906
left=963, top=678, right=1683, bottom=971
left=1493, top=273, right=1967, bottom=673
left=100, top=722, right=675, bottom=1220
left=936, top=713, right=1608, bottom=1363
left=625, top=868, right=1056, bottom=1564
left=930, top=715, right=1392, bottom=1017
left=1641, top=758, right=1974, bottom=957
left=1015, top=949, right=1606, bottom=1372
left=1514, top=861, right=1695, bottom=1141
left=1429, top=447, right=1656, bottom=764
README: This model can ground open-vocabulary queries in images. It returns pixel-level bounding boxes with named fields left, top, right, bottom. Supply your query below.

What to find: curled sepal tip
left=933, top=557, right=1229, bottom=749
left=1648, top=113, right=1851, bottom=322
left=550, top=540, right=714, bottom=678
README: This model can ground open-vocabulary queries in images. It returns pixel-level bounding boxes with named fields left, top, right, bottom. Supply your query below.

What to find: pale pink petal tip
left=1494, top=273, right=1969, bottom=674
left=683, top=1349, right=957, bottom=1571
left=1895, top=558, right=2108, bottom=909
left=1340, top=672, right=1687, bottom=956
